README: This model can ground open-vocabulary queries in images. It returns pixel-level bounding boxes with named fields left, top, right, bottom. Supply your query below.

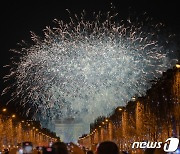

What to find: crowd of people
left=1, top=140, right=168, bottom=154
left=43, top=141, right=167, bottom=154
left=47, top=141, right=120, bottom=154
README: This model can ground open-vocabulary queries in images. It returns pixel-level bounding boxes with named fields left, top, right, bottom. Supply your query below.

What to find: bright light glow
left=105, top=119, right=109, bottom=122
left=132, top=97, right=136, bottom=101
left=176, top=64, right=180, bottom=68
left=2, top=108, right=7, bottom=112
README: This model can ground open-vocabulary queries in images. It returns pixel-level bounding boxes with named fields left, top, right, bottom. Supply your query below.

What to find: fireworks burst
left=3, top=12, right=178, bottom=139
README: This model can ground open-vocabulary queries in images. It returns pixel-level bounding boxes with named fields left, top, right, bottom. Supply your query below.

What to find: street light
left=118, top=108, right=122, bottom=111
left=132, top=97, right=136, bottom=101
left=12, top=114, right=16, bottom=118
left=2, top=108, right=7, bottom=112
left=176, top=64, right=180, bottom=69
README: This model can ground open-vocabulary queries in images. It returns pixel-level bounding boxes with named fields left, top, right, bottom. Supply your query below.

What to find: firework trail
left=3, top=12, right=178, bottom=140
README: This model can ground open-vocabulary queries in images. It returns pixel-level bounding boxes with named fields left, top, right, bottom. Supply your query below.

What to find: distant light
left=28, top=124, right=30, bottom=126
left=118, top=108, right=122, bottom=111
left=2, top=108, right=7, bottom=112
left=12, top=114, right=16, bottom=118
left=132, top=97, right=136, bottom=101
left=21, top=120, right=24, bottom=123
left=33, top=127, right=35, bottom=129
left=36, top=129, right=38, bottom=131
left=105, top=119, right=109, bottom=122
left=176, top=64, right=180, bottom=69
left=99, top=125, right=101, bottom=128
left=102, top=122, right=105, bottom=124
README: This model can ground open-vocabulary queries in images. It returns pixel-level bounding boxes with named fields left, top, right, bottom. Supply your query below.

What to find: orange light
left=118, top=108, right=122, bottom=111
left=12, top=114, right=16, bottom=118
left=176, top=64, right=180, bottom=68
left=2, top=108, right=7, bottom=112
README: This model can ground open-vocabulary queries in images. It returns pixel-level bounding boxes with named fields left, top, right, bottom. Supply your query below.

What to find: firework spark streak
left=3, top=12, right=178, bottom=140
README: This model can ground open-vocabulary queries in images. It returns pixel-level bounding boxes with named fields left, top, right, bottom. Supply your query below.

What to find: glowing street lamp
left=105, top=119, right=109, bottom=122
left=132, top=97, right=136, bottom=101
left=2, top=108, right=7, bottom=112
left=12, top=114, right=16, bottom=118
left=118, top=108, right=122, bottom=111
left=176, top=64, right=180, bottom=69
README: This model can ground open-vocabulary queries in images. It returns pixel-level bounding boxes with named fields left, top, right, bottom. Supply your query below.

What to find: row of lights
left=96, top=107, right=123, bottom=129
left=2, top=108, right=16, bottom=118
left=80, top=64, right=180, bottom=141
left=79, top=107, right=124, bottom=140
left=1, top=108, right=57, bottom=141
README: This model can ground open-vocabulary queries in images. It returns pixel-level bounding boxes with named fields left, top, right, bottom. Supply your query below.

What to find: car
left=3, top=148, right=9, bottom=154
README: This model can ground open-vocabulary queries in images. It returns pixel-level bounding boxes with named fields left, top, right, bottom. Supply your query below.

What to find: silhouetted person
left=52, top=142, right=69, bottom=154
left=121, top=151, right=128, bottom=154
left=87, top=150, right=94, bottom=154
left=144, top=148, right=155, bottom=154
left=154, top=147, right=166, bottom=154
left=4, top=149, right=9, bottom=154
left=96, top=141, right=119, bottom=154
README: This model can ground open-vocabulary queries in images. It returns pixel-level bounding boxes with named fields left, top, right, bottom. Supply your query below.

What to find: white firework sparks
left=3, top=12, right=178, bottom=140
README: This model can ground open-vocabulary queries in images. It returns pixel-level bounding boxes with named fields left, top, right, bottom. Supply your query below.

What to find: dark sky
left=0, top=0, right=180, bottom=109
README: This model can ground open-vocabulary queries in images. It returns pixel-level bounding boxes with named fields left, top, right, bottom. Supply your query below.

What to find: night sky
left=0, top=0, right=180, bottom=112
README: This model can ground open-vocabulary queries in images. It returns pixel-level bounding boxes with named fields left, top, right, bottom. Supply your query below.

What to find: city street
left=0, top=0, right=179, bottom=153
